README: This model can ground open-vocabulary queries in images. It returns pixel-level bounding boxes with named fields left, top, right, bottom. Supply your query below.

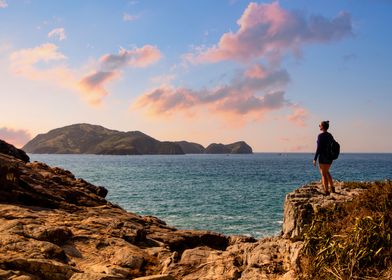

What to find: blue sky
left=0, top=0, right=391, bottom=152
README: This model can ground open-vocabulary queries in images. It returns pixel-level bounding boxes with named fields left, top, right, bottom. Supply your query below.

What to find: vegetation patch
left=300, top=180, right=392, bottom=280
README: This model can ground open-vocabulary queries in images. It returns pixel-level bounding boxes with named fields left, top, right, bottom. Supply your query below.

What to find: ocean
left=30, top=153, right=392, bottom=238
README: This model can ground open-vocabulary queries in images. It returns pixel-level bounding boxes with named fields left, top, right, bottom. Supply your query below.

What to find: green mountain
left=23, top=124, right=184, bottom=155
left=175, top=141, right=205, bottom=154
left=23, top=124, right=253, bottom=155
left=205, top=141, right=253, bottom=154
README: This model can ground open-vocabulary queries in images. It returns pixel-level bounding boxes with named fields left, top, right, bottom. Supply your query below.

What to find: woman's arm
left=314, top=135, right=321, bottom=162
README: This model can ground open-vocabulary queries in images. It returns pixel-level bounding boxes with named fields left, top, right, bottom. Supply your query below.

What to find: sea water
left=30, top=153, right=392, bottom=238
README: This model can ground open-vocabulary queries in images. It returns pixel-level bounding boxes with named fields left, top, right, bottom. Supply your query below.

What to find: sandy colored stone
left=1, top=141, right=374, bottom=280
left=133, top=275, right=175, bottom=280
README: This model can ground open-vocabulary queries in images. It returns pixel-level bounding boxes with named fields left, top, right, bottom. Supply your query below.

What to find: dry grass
left=300, top=180, right=392, bottom=280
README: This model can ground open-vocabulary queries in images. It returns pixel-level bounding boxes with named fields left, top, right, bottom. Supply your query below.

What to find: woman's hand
left=313, top=160, right=316, bottom=167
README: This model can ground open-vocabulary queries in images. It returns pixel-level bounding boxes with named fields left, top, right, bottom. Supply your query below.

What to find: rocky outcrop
left=225, top=141, right=253, bottom=154
left=0, top=139, right=30, bottom=162
left=205, top=141, right=253, bottom=154
left=0, top=153, right=108, bottom=209
left=23, top=124, right=184, bottom=155
left=282, top=181, right=368, bottom=240
left=1, top=140, right=369, bottom=279
left=174, top=141, right=205, bottom=154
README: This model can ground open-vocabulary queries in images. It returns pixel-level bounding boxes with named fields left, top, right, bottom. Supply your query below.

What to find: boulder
left=282, top=182, right=367, bottom=239
left=0, top=139, right=29, bottom=162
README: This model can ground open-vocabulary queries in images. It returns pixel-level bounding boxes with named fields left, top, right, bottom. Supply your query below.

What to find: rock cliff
left=0, top=139, right=30, bottom=162
left=0, top=140, right=382, bottom=279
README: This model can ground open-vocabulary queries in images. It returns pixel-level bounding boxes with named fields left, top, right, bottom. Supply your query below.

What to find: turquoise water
left=30, top=153, right=392, bottom=238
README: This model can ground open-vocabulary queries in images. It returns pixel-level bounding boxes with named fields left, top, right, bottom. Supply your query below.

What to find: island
left=22, top=123, right=253, bottom=155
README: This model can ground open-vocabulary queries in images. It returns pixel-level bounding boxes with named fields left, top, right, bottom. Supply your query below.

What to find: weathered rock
left=0, top=139, right=375, bottom=280
left=111, top=246, right=146, bottom=269
left=0, top=153, right=109, bottom=209
left=133, top=275, right=175, bottom=280
left=27, top=226, right=73, bottom=245
left=70, top=273, right=125, bottom=280
left=282, top=181, right=367, bottom=239
left=0, top=139, right=29, bottom=162
left=0, top=259, right=78, bottom=280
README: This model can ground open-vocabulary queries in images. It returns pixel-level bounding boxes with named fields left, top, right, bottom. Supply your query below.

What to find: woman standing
left=313, top=120, right=335, bottom=195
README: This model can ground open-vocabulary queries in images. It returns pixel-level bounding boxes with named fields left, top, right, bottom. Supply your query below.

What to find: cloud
left=9, top=43, right=162, bottom=106
left=48, top=28, right=66, bottom=41
left=287, top=107, right=308, bottom=126
left=79, top=71, right=119, bottom=105
left=134, top=64, right=298, bottom=123
left=123, top=13, right=139, bottom=22
left=187, top=1, right=353, bottom=64
left=10, top=43, right=69, bottom=80
left=9, top=43, right=98, bottom=103
left=99, top=45, right=161, bottom=70
left=0, top=127, right=31, bottom=148
left=79, top=45, right=162, bottom=103
left=0, top=0, right=7, bottom=8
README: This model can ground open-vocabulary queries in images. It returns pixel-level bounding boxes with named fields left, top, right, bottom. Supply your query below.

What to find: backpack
left=329, top=138, right=340, bottom=160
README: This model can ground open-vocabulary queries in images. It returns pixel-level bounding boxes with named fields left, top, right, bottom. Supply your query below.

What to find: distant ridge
left=205, top=141, right=253, bottom=154
left=23, top=124, right=184, bottom=155
left=23, top=123, right=253, bottom=155
left=175, top=141, right=205, bottom=154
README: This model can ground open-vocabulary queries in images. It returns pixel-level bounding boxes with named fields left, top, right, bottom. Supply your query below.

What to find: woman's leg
left=327, top=169, right=335, bottom=193
left=319, top=163, right=331, bottom=194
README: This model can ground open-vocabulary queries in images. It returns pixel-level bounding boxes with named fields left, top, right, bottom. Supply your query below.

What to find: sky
left=0, top=0, right=391, bottom=152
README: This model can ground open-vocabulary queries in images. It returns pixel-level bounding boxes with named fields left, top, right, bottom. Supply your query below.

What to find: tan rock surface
left=0, top=141, right=368, bottom=279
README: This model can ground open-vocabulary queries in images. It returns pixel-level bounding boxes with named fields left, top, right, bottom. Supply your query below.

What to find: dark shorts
left=319, top=154, right=332, bottom=164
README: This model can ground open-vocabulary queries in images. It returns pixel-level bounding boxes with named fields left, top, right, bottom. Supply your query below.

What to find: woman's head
left=319, top=120, right=329, bottom=130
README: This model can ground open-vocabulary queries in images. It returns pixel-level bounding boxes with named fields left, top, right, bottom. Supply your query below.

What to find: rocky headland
left=204, top=142, right=253, bottom=154
left=1, top=140, right=391, bottom=279
left=22, top=124, right=253, bottom=155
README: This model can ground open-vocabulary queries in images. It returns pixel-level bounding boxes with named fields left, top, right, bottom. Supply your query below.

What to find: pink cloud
left=9, top=43, right=76, bottom=90
left=78, top=71, right=119, bottom=105
left=0, top=127, right=31, bottom=148
left=287, top=107, right=309, bottom=126
left=188, top=2, right=353, bottom=63
left=244, top=64, right=268, bottom=79
left=9, top=44, right=162, bottom=106
left=0, top=0, right=7, bottom=8
left=77, top=45, right=162, bottom=104
left=134, top=65, right=291, bottom=121
left=10, top=43, right=66, bottom=74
